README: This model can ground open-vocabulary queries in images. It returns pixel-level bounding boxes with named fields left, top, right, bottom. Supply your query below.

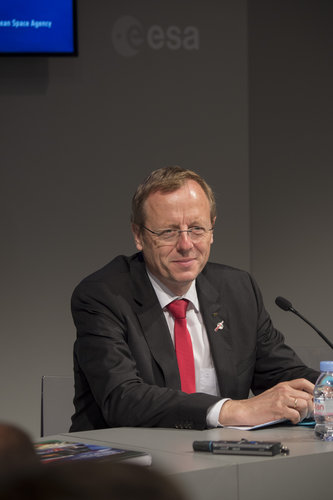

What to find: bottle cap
left=320, top=361, right=333, bottom=372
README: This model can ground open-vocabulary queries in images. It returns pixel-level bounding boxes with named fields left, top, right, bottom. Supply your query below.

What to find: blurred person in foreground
left=70, top=165, right=318, bottom=431
left=0, top=460, right=188, bottom=500
left=0, top=423, right=40, bottom=479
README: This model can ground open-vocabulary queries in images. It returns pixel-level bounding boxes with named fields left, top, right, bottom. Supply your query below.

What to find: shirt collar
left=146, top=269, right=199, bottom=312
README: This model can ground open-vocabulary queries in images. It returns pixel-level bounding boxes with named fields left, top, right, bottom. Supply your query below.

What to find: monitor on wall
left=0, top=0, right=78, bottom=56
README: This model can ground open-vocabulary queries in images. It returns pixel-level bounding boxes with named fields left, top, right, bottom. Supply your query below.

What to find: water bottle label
left=314, top=398, right=333, bottom=416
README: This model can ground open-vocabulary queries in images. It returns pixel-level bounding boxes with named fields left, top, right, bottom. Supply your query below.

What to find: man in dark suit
left=70, top=166, right=318, bottom=432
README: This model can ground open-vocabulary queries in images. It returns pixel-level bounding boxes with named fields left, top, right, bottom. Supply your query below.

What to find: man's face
left=132, top=180, right=215, bottom=295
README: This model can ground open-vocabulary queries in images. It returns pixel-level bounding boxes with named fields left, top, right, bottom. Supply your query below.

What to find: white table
left=50, top=425, right=333, bottom=500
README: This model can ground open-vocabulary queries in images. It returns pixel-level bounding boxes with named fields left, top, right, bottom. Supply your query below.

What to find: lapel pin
left=214, top=321, right=224, bottom=332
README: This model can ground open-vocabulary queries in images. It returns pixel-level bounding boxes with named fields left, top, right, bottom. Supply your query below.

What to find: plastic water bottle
left=314, top=361, right=333, bottom=440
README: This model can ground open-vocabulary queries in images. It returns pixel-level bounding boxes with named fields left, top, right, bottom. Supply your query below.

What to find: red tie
left=166, top=299, right=196, bottom=393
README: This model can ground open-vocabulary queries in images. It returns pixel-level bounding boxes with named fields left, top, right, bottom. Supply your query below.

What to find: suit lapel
left=130, top=256, right=181, bottom=390
left=196, top=272, right=236, bottom=396
left=129, top=254, right=237, bottom=395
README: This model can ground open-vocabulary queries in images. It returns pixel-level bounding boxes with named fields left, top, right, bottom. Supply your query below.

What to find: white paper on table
left=224, top=418, right=287, bottom=431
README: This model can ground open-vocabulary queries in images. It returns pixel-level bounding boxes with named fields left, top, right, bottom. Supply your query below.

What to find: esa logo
left=112, top=16, right=200, bottom=57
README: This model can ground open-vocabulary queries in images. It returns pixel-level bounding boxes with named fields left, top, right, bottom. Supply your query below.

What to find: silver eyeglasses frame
left=141, top=225, right=214, bottom=242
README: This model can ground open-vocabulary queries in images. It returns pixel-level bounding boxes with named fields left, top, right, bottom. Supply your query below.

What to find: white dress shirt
left=147, top=270, right=228, bottom=427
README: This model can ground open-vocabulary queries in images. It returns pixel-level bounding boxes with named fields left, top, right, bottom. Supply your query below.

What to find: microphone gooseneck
left=275, top=296, right=333, bottom=350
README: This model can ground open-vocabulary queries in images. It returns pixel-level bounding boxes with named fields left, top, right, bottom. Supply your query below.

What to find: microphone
left=275, top=296, right=333, bottom=350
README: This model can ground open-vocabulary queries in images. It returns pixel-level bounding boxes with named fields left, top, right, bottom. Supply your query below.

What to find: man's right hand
left=218, top=378, right=314, bottom=426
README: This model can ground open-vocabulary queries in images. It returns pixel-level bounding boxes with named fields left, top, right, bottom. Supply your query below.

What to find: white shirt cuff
left=206, top=399, right=231, bottom=428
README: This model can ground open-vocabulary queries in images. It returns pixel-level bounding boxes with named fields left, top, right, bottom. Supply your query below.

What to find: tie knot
left=166, top=299, right=188, bottom=319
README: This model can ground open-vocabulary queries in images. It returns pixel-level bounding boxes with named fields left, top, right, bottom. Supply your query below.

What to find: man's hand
left=219, top=378, right=314, bottom=426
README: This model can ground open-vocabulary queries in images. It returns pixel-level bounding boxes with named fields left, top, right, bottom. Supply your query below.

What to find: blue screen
left=0, top=0, right=76, bottom=54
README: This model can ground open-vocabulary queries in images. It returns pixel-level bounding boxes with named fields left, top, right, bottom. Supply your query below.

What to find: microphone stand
left=290, top=307, right=333, bottom=350
left=275, top=296, right=333, bottom=350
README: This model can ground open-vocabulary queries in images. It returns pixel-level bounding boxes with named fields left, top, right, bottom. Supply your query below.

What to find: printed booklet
left=35, top=440, right=152, bottom=466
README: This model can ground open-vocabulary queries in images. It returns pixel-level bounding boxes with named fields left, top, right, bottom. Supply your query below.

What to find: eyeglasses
left=141, top=225, right=214, bottom=243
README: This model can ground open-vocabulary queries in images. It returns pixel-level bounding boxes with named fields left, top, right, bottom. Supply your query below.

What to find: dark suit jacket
left=70, top=252, right=318, bottom=431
